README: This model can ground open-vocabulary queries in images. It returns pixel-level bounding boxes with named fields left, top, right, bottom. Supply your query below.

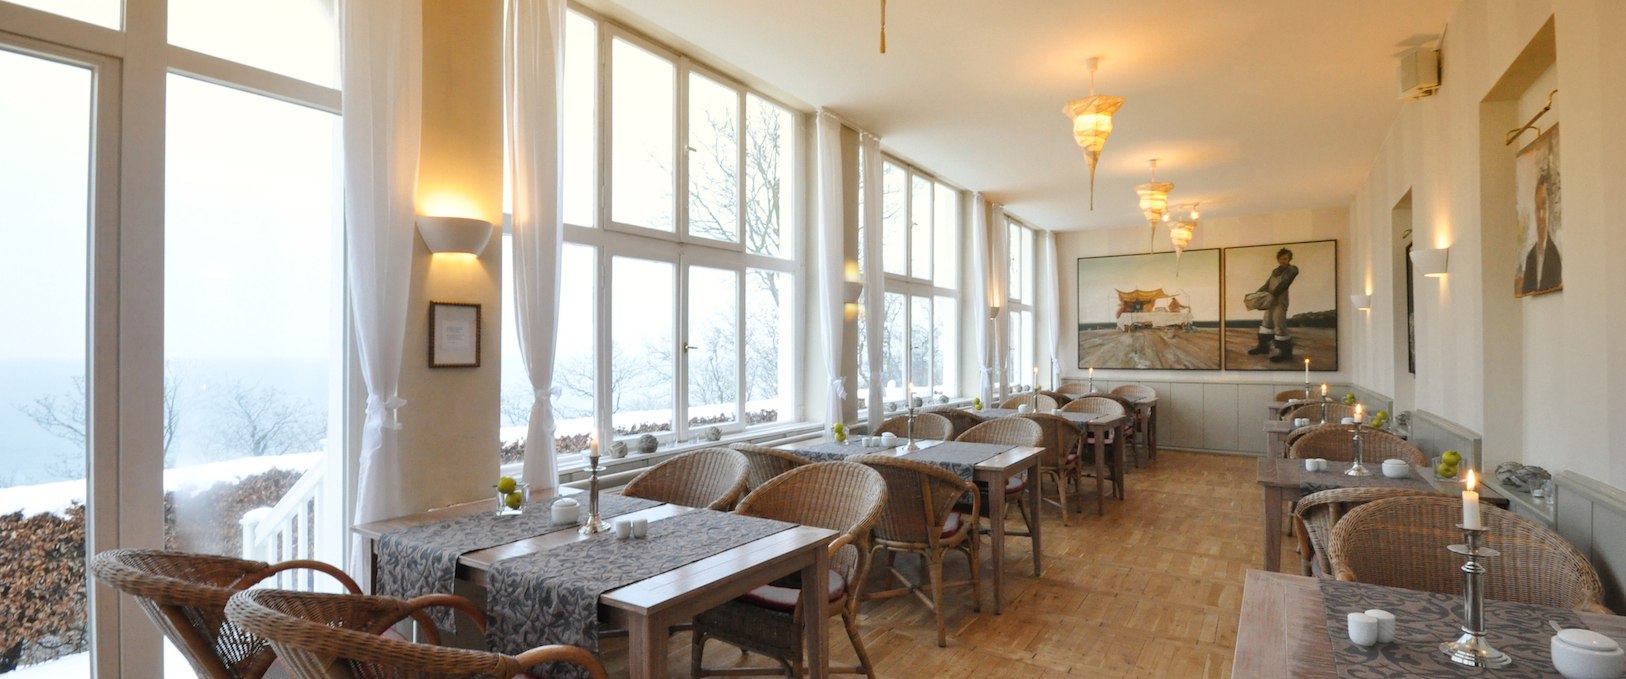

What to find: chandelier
left=1063, top=57, right=1124, bottom=210
left=1137, top=159, right=1174, bottom=251
left=1169, top=203, right=1200, bottom=254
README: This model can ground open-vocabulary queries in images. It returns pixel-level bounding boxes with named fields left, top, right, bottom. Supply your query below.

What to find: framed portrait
left=428, top=302, right=481, bottom=368
left=1515, top=124, right=1561, bottom=297
left=1076, top=249, right=1222, bottom=370
left=1222, top=240, right=1338, bottom=371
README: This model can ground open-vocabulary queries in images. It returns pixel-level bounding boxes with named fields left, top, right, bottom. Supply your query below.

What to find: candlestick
left=1087, top=366, right=1095, bottom=392
left=579, top=458, right=612, bottom=535
left=906, top=382, right=920, bottom=452
left=1462, top=470, right=1482, bottom=529
left=1033, top=366, right=1040, bottom=410
left=1344, top=419, right=1372, bottom=476
left=1440, top=526, right=1511, bottom=668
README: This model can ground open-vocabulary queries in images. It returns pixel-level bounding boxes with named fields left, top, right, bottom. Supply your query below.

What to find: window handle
left=684, top=343, right=701, bottom=352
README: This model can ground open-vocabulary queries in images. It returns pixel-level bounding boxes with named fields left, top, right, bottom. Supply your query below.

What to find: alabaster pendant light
left=1063, top=57, right=1125, bottom=210
left=1169, top=203, right=1199, bottom=255
left=1137, top=159, right=1174, bottom=250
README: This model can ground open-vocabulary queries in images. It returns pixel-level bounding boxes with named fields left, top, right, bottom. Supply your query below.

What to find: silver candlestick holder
left=578, top=460, right=612, bottom=535
left=905, top=407, right=920, bottom=452
left=1304, top=383, right=1312, bottom=401
left=1440, top=525, right=1512, bottom=668
left=1320, top=395, right=1331, bottom=424
left=1344, top=420, right=1372, bottom=476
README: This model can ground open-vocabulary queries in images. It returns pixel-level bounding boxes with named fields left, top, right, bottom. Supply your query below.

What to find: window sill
left=518, top=421, right=823, bottom=483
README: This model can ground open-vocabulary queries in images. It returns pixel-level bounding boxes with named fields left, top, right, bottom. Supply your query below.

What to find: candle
left=1320, top=383, right=1328, bottom=398
left=1462, top=469, right=1482, bottom=529
left=1353, top=404, right=1364, bottom=423
left=1088, top=366, right=1095, bottom=378
left=907, top=382, right=915, bottom=413
left=1304, top=357, right=1310, bottom=383
left=1033, top=366, right=1040, bottom=389
left=589, top=433, right=600, bottom=460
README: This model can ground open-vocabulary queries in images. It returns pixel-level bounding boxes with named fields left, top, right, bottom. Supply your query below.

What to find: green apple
left=1436, top=462, right=1458, bottom=478
left=1442, top=450, right=1462, bottom=466
left=496, top=476, right=518, bottom=494
left=504, top=492, right=524, bottom=510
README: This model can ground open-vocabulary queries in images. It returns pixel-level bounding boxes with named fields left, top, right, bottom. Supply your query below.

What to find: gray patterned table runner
left=375, top=493, right=660, bottom=629
left=1301, top=466, right=1435, bottom=494
left=979, top=408, right=1021, bottom=418
left=1318, top=578, right=1587, bottom=678
left=800, top=441, right=897, bottom=456
left=486, top=509, right=795, bottom=678
left=904, top=441, right=1012, bottom=481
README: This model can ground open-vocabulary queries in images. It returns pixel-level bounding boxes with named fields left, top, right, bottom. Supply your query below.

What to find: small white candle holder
left=1440, top=525, right=1512, bottom=668
left=579, top=461, right=613, bottom=535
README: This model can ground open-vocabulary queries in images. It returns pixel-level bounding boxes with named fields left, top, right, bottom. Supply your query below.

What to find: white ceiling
left=577, top=0, right=1457, bottom=231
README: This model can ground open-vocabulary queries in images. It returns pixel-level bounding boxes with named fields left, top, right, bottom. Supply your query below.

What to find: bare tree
left=211, top=381, right=322, bottom=458
left=16, top=365, right=183, bottom=478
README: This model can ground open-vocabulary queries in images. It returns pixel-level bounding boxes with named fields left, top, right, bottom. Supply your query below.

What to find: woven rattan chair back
left=874, top=412, right=953, bottom=441
left=735, top=461, right=888, bottom=598
left=1016, top=413, right=1082, bottom=471
left=854, top=455, right=976, bottom=547
left=1275, top=388, right=1311, bottom=402
left=225, top=589, right=606, bottom=679
left=91, top=549, right=362, bottom=679
left=1111, top=384, right=1156, bottom=401
left=1056, top=382, right=1093, bottom=396
left=999, top=393, right=1059, bottom=411
left=1288, top=426, right=1425, bottom=466
left=727, top=443, right=811, bottom=491
left=955, top=416, right=1043, bottom=449
left=1283, top=422, right=1341, bottom=450
left=1060, top=395, right=1127, bottom=418
left=1327, top=495, right=1608, bottom=612
left=622, top=447, right=749, bottom=510
left=1293, top=487, right=1434, bottom=577
left=1285, top=402, right=1357, bottom=423
left=926, top=407, right=987, bottom=439
left=1038, top=390, right=1074, bottom=406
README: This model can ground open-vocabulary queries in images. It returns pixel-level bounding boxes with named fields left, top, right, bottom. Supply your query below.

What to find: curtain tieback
left=367, top=395, right=408, bottom=430
left=830, top=377, right=847, bottom=400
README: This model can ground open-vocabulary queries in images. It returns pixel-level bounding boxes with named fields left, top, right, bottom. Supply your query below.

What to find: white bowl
left=1552, top=628, right=1625, bottom=679
left=1381, top=459, right=1410, bottom=479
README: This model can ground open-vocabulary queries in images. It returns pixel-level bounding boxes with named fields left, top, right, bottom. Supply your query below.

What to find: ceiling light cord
left=880, top=0, right=887, bottom=54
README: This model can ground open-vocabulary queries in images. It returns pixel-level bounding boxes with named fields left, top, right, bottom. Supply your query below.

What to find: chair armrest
left=826, top=533, right=854, bottom=561
left=237, top=559, right=364, bottom=594
left=515, top=644, right=608, bottom=679
left=377, top=594, right=488, bottom=646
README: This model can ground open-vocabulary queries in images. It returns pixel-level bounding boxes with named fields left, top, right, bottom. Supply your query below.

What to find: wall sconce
left=1349, top=293, right=1372, bottom=310
left=418, top=215, right=493, bottom=256
left=843, top=280, right=865, bottom=304
left=1410, top=247, right=1449, bottom=277
left=989, top=304, right=1002, bottom=320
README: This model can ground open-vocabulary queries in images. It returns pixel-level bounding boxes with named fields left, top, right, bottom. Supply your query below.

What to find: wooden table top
left=1255, top=456, right=1508, bottom=504
left=1233, top=570, right=1626, bottom=679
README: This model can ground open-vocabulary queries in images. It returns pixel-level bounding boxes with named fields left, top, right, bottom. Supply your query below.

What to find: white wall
left=1056, top=207, right=1352, bottom=388
left=1347, top=0, right=1626, bottom=490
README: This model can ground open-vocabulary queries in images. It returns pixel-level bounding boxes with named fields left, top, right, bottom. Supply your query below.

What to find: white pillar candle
left=1462, top=469, right=1482, bottom=529
left=1320, top=383, right=1328, bottom=398
left=1353, top=404, right=1364, bottom=423
left=1033, top=366, right=1039, bottom=390
left=1304, top=358, right=1310, bottom=383
left=589, top=433, right=600, bottom=461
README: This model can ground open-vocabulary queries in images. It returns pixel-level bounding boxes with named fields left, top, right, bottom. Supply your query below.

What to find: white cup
left=1551, top=628, right=1625, bottom=679
left=880, top=433, right=897, bottom=445
left=1294, top=417, right=1310, bottom=428
left=1314, top=458, right=1329, bottom=472
left=1016, top=403, right=1033, bottom=414
left=551, top=498, right=581, bottom=524
left=1341, top=417, right=1356, bottom=425
left=1364, top=609, right=1395, bottom=643
left=1304, top=459, right=1319, bottom=472
left=614, top=519, right=632, bottom=540
left=1347, top=612, right=1379, bottom=647
left=631, top=518, right=649, bottom=539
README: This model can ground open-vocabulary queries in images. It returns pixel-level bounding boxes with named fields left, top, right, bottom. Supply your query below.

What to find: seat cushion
left=738, top=569, right=849, bottom=612
left=1003, top=475, right=1025, bottom=495
left=941, top=510, right=967, bottom=538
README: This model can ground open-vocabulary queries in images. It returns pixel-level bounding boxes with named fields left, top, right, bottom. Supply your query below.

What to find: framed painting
left=1076, top=249, right=1221, bottom=370
left=1514, top=124, right=1561, bottom=297
left=1223, top=240, right=1338, bottom=371
left=428, top=301, right=481, bottom=368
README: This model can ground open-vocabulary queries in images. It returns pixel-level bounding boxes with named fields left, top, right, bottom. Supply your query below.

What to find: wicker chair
left=854, top=455, right=981, bottom=647
left=692, top=461, right=888, bottom=678
left=728, top=443, right=812, bottom=492
left=1038, top=390, right=1074, bottom=406
left=1274, top=388, right=1311, bottom=402
left=954, top=417, right=1042, bottom=541
left=1288, top=426, right=1426, bottom=466
left=1056, top=382, right=1094, bottom=396
left=1017, top=413, right=1087, bottom=525
left=1081, top=391, right=1148, bottom=466
left=999, top=393, right=1058, bottom=411
left=1110, top=385, right=1157, bottom=463
left=225, top=589, right=607, bottom=679
left=1284, top=401, right=1357, bottom=423
left=925, top=407, right=986, bottom=440
left=621, top=447, right=750, bottom=510
left=1283, top=422, right=1341, bottom=451
left=90, top=549, right=363, bottom=679
left=873, top=413, right=953, bottom=441
left=1292, top=487, right=1434, bottom=577
left=1060, top=396, right=1129, bottom=498
left=1327, top=495, right=1610, bottom=613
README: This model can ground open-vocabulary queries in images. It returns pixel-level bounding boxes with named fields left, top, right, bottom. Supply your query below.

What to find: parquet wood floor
left=598, top=450, right=1291, bottom=678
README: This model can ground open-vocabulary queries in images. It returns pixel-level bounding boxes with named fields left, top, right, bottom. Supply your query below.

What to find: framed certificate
left=428, top=302, right=481, bottom=368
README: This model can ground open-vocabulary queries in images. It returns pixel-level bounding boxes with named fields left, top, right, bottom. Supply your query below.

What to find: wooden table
left=1256, top=457, right=1508, bottom=572
left=785, top=437, right=1045, bottom=614
left=1233, top=570, right=1626, bottom=678
left=356, top=497, right=838, bottom=679
left=1263, top=419, right=1295, bottom=457
left=978, top=409, right=1129, bottom=515
left=1130, top=396, right=1159, bottom=462
left=1267, top=397, right=1316, bottom=420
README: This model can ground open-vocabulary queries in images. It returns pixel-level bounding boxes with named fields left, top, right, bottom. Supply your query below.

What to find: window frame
left=874, top=154, right=961, bottom=401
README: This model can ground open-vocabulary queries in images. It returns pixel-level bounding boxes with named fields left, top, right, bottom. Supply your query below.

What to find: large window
left=1008, top=218, right=1037, bottom=389
left=867, top=157, right=961, bottom=406
left=501, top=10, right=800, bottom=463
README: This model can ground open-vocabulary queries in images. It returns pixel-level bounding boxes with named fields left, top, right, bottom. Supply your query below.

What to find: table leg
left=1113, top=433, right=1127, bottom=501
left=1027, top=461, right=1042, bottom=577
left=1147, top=404, right=1158, bottom=462
left=801, top=543, right=831, bottom=678
left=1093, top=430, right=1106, bottom=516
left=627, top=613, right=669, bottom=679
left=988, top=470, right=1007, bottom=615
left=1262, top=485, right=1283, bottom=572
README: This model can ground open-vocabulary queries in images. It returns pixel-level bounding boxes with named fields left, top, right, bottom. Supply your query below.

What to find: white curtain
left=815, top=112, right=846, bottom=433
left=1044, top=230, right=1063, bottom=388
left=343, top=0, right=422, bottom=581
left=988, top=205, right=1010, bottom=399
left=970, top=193, right=993, bottom=405
left=506, top=0, right=567, bottom=489
left=860, top=132, right=884, bottom=431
